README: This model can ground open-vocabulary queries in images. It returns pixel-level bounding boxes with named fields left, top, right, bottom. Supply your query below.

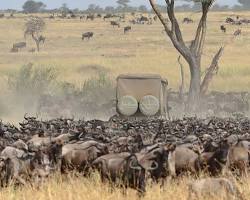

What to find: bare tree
left=24, top=16, right=45, bottom=52
left=149, top=0, right=224, bottom=111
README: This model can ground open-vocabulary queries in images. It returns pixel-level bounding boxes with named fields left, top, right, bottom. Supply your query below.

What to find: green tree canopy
left=22, top=0, right=46, bottom=13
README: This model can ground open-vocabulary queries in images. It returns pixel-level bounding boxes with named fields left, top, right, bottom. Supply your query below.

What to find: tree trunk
left=187, top=59, right=201, bottom=112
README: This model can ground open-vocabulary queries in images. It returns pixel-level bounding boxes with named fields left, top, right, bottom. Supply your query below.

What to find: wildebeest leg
left=14, top=175, right=26, bottom=186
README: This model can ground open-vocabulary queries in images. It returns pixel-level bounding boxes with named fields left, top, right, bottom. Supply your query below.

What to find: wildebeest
left=80, top=15, right=85, bottom=21
left=103, top=14, right=113, bottom=21
left=220, top=25, right=226, bottom=33
left=183, top=17, right=194, bottom=24
left=226, top=17, right=235, bottom=24
left=61, top=141, right=108, bottom=173
left=137, top=16, right=149, bottom=24
left=92, top=152, right=158, bottom=194
left=39, top=35, right=46, bottom=44
left=188, top=178, right=245, bottom=200
left=0, top=146, right=53, bottom=186
left=10, top=47, right=18, bottom=53
left=0, top=14, right=4, bottom=18
left=82, top=32, right=94, bottom=40
left=86, top=14, right=94, bottom=21
left=110, top=21, right=120, bottom=28
left=13, top=42, right=26, bottom=51
left=124, top=26, right=132, bottom=34
left=234, top=29, right=242, bottom=37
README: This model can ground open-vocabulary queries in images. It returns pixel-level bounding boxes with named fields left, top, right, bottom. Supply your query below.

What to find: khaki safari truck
left=116, top=74, right=168, bottom=118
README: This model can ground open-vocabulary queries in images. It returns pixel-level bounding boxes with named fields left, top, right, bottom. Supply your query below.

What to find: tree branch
left=177, top=55, right=185, bottom=102
left=200, top=46, right=224, bottom=96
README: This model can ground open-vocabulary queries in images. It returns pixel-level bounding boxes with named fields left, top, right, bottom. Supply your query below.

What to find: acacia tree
left=24, top=17, right=45, bottom=52
left=149, top=0, right=224, bottom=111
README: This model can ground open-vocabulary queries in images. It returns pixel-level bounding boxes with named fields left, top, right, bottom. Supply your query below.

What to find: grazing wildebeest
left=10, top=47, right=18, bottom=53
left=226, top=17, right=235, bottom=24
left=183, top=17, right=193, bottom=24
left=82, top=32, right=94, bottom=40
left=103, top=14, right=113, bottom=21
left=13, top=42, right=26, bottom=51
left=188, top=178, right=245, bottom=200
left=138, top=16, right=149, bottom=24
left=80, top=15, right=85, bottom=21
left=39, top=35, right=46, bottom=44
left=124, top=26, right=132, bottom=34
left=234, top=29, right=241, bottom=37
left=86, top=14, right=94, bottom=21
left=220, top=25, right=226, bottom=33
left=110, top=21, right=120, bottom=28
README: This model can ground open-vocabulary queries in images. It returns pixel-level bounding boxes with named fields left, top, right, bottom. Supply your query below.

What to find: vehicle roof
left=117, top=74, right=168, bottom=84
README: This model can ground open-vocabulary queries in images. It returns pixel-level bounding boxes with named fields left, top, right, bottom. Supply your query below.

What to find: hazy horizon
left=0, top=0, right=239, bottom=10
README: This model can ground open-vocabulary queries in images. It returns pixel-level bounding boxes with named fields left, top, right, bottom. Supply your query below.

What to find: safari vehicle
left=116, top=74, right=168, bottom=118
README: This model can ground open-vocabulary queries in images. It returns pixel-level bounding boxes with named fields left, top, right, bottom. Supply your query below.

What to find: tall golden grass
left=0, top=174, right=249, bottom=200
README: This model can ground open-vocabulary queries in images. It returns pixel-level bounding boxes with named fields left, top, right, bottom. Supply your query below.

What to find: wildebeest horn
left=146, top=161, right=158, bottom=171
left=24, top=113, right=28, bottom=120
left=129, top=160, right=141, bottom=170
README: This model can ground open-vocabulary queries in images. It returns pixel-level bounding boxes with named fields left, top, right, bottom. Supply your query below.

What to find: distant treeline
left=0, top=0, right=250, bottom=14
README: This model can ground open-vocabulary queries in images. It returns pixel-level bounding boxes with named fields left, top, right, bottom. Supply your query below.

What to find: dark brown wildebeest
left=92, top=152, right=158, bottom=195
left=13, top=42, right=26, bottom=51
left=39, top=35, right=46, bottom=44
left=226, top=17, right=235, bottom=24
left=110, top=21, right=120, bottom=28
left=204, top=140, right=230, bottom=176
left=82, top=32, right=94, bottom=40
left=183, top=17, right=193, bottom=24
left=124, top=26, right=132, bottom=34
left=220, top=25, right=226, bottom=33
left=234, top=29, right=242, bottom=37
left=86, top=14, right=94, bottom=21
left=103, top=14, right=113, bottom=21
left=0, top=14, right=4, bottom=18
left=138, top=143, right=177, bottom=184
left=138, top=16, right=149, bottom=24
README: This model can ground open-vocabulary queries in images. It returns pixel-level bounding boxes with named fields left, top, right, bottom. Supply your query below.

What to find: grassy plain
left=0, top=174, right=249, bottom=200
left=0, top=12, right=250, bottom=92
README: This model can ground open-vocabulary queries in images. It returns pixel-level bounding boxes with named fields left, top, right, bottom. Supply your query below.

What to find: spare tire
left=118, top=95, right=138, bottom=116
left=139, top=95, right=160, bottom=116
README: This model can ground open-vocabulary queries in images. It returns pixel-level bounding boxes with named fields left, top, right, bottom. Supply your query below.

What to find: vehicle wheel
left=139, top=95, right=160, bottom=116
left=118, top=95, right=138, bottom=116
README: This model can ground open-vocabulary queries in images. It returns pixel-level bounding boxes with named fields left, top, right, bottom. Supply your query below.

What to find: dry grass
left=0, top=174, right=249, bottom=200
left=0, top=12, right=250, bottom=91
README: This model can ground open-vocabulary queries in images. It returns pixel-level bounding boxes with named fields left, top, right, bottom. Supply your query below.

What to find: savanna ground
left=0, top=11, right=250, bottom=199
left=0, top=174, right=250, bottom=200
left=0, top=12, right=250, bottom=91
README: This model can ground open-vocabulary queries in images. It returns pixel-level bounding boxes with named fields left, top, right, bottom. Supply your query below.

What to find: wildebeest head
left=138, top=143, right=176, bottom=180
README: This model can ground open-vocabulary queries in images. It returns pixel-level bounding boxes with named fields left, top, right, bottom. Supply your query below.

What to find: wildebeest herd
left=0, top=114, right=250, bottom=199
